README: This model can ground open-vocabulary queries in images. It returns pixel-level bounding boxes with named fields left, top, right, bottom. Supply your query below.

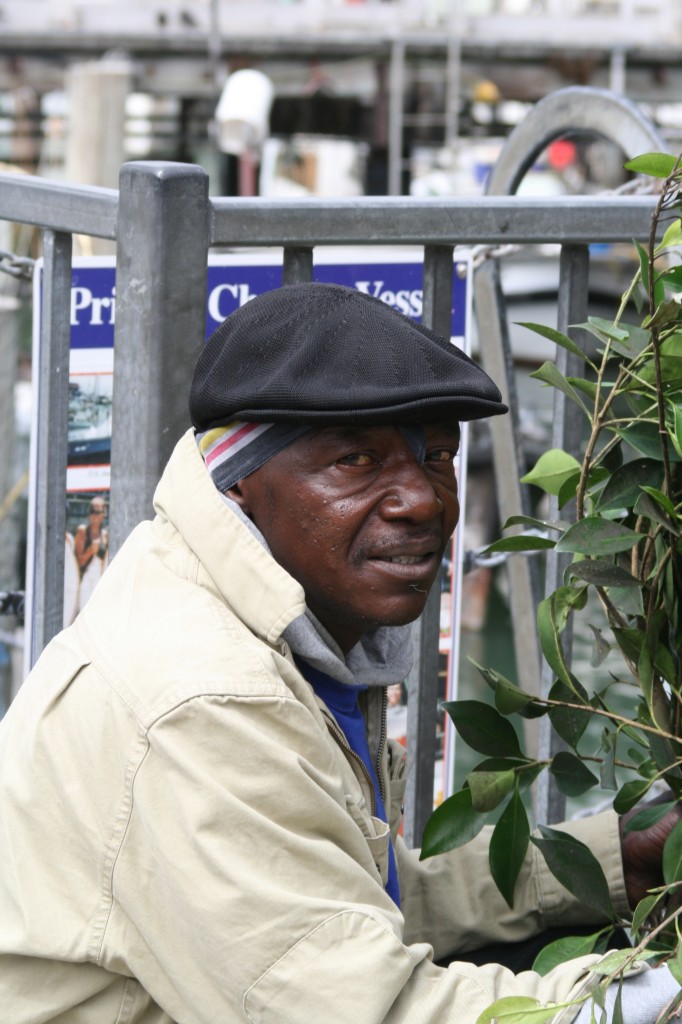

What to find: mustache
left=360, top=528, right=445, bottom=558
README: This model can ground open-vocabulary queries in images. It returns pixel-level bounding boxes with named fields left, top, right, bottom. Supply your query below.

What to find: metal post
left=535, top=243, right=590, bottom=825
left=28, top=230, right=72, bottom=666
left=110, top=162, right=210, bottom=554
left=282, top=246, right=314, bottom=285
left=388, top=39, right=406, bottom=197
left=403, top=243, right=453, bottom=847
left=475, top=261, right=543, bottom=698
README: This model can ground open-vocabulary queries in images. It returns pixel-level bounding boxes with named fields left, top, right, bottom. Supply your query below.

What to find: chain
left=462, top=530, right=550, bottom=574
left=0, top=249, right=35, bottom=280
left=0, top=591, right=25, bottom=617
left=0, top=590, right=25, bottom=616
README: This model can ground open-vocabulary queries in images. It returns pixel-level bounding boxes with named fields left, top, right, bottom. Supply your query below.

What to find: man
left=0, top=283, right=678, bottom=1022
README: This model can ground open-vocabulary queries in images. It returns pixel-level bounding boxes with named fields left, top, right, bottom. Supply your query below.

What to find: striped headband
left=196, top=420, right=312, bottom=492
left=197, top=421, right=431, bottom=494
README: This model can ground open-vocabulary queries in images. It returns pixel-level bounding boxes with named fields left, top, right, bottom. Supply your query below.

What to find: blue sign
left=64, top=253, right=470, bottom=349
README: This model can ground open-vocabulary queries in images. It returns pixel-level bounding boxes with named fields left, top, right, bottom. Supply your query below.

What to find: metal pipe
left=27, top=230, right=72, bottom=667
left=109, top=161, right=210, bottom=555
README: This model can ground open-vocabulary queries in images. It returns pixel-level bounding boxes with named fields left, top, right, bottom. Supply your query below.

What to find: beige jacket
left=0, top=430, right=630, bottom=1024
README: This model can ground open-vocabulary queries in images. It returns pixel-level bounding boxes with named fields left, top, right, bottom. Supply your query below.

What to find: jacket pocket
left=345, top=796, right=392, bottom=886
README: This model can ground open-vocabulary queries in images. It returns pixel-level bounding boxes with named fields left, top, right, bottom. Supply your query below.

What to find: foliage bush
left=421, top=152, right=682, bottom=1022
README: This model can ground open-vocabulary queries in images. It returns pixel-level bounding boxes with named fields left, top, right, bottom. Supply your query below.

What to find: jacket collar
left=153, top=429, right=307, bottom=646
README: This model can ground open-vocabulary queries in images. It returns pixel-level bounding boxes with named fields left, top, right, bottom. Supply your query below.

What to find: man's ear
left=225, top=482, right=251, bottom=517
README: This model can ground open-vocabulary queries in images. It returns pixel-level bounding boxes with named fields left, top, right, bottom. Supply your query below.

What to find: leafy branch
left=422, top=150, right=682, bottom=1015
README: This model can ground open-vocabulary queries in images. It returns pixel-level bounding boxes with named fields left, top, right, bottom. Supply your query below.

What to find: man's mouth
left=379, top=554, right=431, bottom=565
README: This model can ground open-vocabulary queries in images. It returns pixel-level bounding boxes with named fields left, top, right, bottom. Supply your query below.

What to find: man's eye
left=425, top=447, right=457, bottom=464
left=338, top=452, right=374, bottom=467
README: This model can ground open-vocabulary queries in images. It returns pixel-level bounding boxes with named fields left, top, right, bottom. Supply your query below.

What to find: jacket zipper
left=375, top=687, right=388, bottom=807
left=324, top=715, right=378, bottom=817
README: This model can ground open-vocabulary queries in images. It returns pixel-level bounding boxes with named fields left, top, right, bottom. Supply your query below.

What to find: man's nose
left=378, top=462, right=450, bottom=523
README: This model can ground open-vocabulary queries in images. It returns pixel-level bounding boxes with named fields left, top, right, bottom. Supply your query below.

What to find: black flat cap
left=190, top=282, right=507, bottom=429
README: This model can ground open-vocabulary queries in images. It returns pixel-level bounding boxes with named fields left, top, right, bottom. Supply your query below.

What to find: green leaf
left=613, top=778, right=654, bottom=815
left=552, top=584, right=589, bottom=623
left=556, top=517, right=645, bottom=556
left=531, top=825, right=616, bottom=920
left=467, top=769, right=516, bottom=812
left=595, top=458, right=662, bottom=513
left=484, top=535, right=556, bottom=554
left=532, top=931, right=604, bottom=976
left=529, top=362, right=590, bottom=415
left=667, top=942, right=682, bottom=987
left=566, top=560, right=640, bottom=588
left=657, top=218, right=682, bottom=253
left=642, top=297, right=682, bottom=331
left=631, top=891, right=665, bottom=934
left=634, top=491, right=678, bottom=534
left=620, top=421, right=682, bottom=462
left=624, top=152, right=678, bottom=178
left=549, top=751, right=599, bottom=797
left=556, top=470, right=581, bottom=510
left=607, top=585, right=643, bottom=617
left=639, top=485, right=676, bottom=517
left=549, top=680, right=592, bottom=749
left=648, top=731, right=682, bottom=781
left=420, top=788, right=486, bottom=859
left=516, top=321, right=590, bottom=363
left=537, top=593, right=572, bottom=689
left=673, top=403, right=682, bottom=459
left=473, top=758, right=544, bottom=792
left=599, top=729, right=618, bottom=791
left=521, top=449, right=582, bottom=496
left=586, top=316, right=630, bottom=341
left=468, top=659, right=543, bottom=716
left=662, top=818, right=682, bottom=885
left=503, top=514, right=567, bottom=533
left=442, top=700, right=523, bottom=758
left=588, top=623, right=610, bottom=667
left=580, top=317, right=647, bottom=358
left=590, top=949, right=657, bottom=974
left=634, top=240, right=665, bottom=311
left=622, top=801, right=677, bottom=836
left=489, top=787, right=530, bottom=908
left=611, top=626, right=645, bottom=664
left=476, top=996, right=574, bottom=1024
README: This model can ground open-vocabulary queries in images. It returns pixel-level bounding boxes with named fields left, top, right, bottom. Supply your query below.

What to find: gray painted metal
left=388, top=40, right=406, bottom=197
left=210, top=194, right=657, bottom=247
left=282, top=246, right=313, bottom=285
left=534, top=244, right=590, bottom=826
left=109, top=162, right=210, bottom=554
left=0, top=173, right=117, bottom=239
left=475, top=260, right=543, bottom=703
left=403, top=244, right=455, bottom=847
left=28, top=230, right=72, bottom=664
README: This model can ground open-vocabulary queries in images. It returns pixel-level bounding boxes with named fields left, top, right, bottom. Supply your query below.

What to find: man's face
left=228, top=422, right=460, bottom=653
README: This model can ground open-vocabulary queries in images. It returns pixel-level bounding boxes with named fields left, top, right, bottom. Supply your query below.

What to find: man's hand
left=619, top=793, right=682, bottom=909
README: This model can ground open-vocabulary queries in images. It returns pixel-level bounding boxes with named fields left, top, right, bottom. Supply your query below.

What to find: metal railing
left=0, top=86, right=668, bottom=844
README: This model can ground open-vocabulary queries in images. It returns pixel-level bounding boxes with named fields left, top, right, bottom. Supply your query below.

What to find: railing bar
left=535, top=243, right=590, bottom=826
left=209, top=195, right=657, bottom=248
left=109, top=162, right=210, bottom=556
left=28, top=229, right=72, bottom=667
left=403, top=244, right=454, bottom=848
left=388, top=39, right=405, bottom=197
left=282, top=246, right=314, bottom=285
left=0, top=174, right=118, bottom=239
